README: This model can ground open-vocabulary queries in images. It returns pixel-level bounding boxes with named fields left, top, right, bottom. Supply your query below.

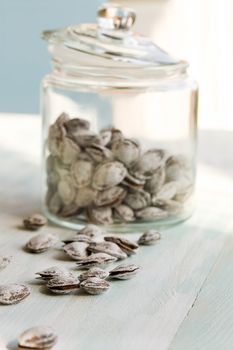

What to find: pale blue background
left=0, top=0, right=103, bottom=113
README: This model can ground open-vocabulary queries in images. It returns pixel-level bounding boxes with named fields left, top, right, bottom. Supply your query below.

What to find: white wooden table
left=0, top=114, right=233, bottom=350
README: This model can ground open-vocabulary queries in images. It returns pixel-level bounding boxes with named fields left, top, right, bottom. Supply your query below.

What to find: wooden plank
left=169, top=231, right=233, bottom=350
left=0, top=198, right=230, bottom=349
left=0, top=115, right=232, bottom=350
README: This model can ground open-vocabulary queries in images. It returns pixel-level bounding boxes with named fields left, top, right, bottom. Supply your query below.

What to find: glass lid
left=42, top=3, right=188, bottom=79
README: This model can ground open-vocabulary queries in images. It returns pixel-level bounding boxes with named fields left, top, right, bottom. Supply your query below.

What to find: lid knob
left=97, top=3, right=136, bottom=31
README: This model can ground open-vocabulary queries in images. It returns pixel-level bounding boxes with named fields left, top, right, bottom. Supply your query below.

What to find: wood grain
left=170, top=233, right=233, bottom=350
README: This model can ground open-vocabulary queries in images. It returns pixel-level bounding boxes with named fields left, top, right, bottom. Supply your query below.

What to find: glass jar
left=41, top=3, right=198, bottom=232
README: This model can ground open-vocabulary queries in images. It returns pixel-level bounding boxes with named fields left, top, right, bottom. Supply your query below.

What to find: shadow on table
left=7, top=340, right=17, bottom=350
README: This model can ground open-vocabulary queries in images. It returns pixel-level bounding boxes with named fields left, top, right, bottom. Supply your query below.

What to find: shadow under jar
left=41, top=3, right=198, bottom=232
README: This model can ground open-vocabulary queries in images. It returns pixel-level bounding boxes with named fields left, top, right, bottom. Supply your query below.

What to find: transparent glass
left=41, top=72, right=198, bottom=232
